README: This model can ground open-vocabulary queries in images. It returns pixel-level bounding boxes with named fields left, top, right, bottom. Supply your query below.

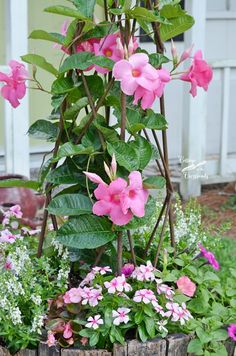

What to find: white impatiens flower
left=85, top=315, right=104, bottom=330
left=112, top=308, right=130, bottom=326
left=157, top=319, right=168, bottom=333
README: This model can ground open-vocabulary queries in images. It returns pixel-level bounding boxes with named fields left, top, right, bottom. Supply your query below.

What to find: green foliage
left=28, top=120, right=59, bottom=141
left=29, top=30, right=65, bottom=44
left=47, top=193, right=92, bottom=216
left=21, top=54, right=58, bottom=76
left=0, top=179, right=39, bottom=190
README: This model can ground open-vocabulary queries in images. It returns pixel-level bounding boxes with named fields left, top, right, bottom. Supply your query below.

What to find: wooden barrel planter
left=0, top=335, right=235, bottom=356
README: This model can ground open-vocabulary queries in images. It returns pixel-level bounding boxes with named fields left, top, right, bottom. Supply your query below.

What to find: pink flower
left=132, top=261, right=155, bottom=282
left=133, top=289, right=156, bottom=304
left=63, top=288, right=83, bottom=304
left=47, top=331, right=57, bottom=347
left=181, top=50, right=213, bottom=97
left=92, top=266, right=112, bottom=275
left=85, top=315, right=103, bottom=330
left=133, top=68, right=171, bottom=109
left=80, top=271, right=96, bottom=287
left=81, top=287, right=103, bottom=307
left=121, top=263, right=135, bottom=277
left=157, top=284, right=175, bottom=300
left=199, top=244, right=220, bottom=270
left=120, top=171, right=149, bottom=218
left=4, top=256, right=13, bottom=270
left=112, top=307, right=130, bottom=325
left=167, top=302, right=192, bottom=325
left=104, top=274, right=132, bottom=294
left=228, top=324, right=236, bottom=341
left=9, top=205, right=23, bottom=218
left=179, top=44, right=194, bottom=64
left=90, top=177, right=133, bottom=226
left=63, top=322, right=73, bottom=339
left=0, top=229, right=19, bottom=244
left=176, top=276, right=196, bottom=297
left=113, top=53, right=159, bottom=95
left=152, top=302, right=165, bottom=317
left=0, top=61, right=28, bottom=108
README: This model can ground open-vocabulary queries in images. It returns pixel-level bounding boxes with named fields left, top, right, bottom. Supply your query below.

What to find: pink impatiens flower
left=199, top=244, right=220, bottom=270
left=47, top=331, right=57, bottom=347
left=85, top=315, right=104, bottom=330
left=133, top=289, right=156, bottom=304
left=121, top=263, right=135, bottom=277
left=176, top=276, right=196, bottom=297
left=181, top=50, right=213, bottom=97
left=112, top=307, right=130, bottom=325
left=63, top=288, right=82, bottom=304
left=228, top=324, right=236, bottom=341
left=0, top=60, right=28, bottom=108
left=63, top=322, right=73, bottom=339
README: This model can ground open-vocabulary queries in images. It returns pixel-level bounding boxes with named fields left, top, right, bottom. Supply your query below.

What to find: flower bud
left=180, top=44, right=194, bottom=63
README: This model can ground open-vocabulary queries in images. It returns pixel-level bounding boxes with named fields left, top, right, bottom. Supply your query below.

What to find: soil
left=196, top=182, right=236, bottom=239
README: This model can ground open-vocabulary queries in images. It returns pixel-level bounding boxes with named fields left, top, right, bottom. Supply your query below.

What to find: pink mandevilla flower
left=104, top=274, right=132, bottom=294
left=199, top=244, right=220, bottom=270
left=63, top=322, right=73, bottom=339
left=133, top=289, right=156, bottom=304
left=176, top=276, right=196, bottom=297
left=112, top=307, right=130, bottom=326
left=85, top=315, right=104, bottom=330
left=121, top=263, right=135, bottom=277
left=180, top=50, right=213, bottom=97
left=228, top=324, right=236, bottom=341
left=113, top=53, right=170, bottom=109
left=0, top=60, right=28, bottom=108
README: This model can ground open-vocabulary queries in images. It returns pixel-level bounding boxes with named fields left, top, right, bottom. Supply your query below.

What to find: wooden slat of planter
left=225, top=340, right=236, bottom=356
left=61, top=349, right=111, bottom=356
left=126, top=338, right=166, bottom=356
left=0, top=346, right=10, bottom=356
left=166, top=334, right=191, bottom=356
left=16, top=350, right=37, bottom=356
left=38, top=342, right=60, bottom=356
left=113, top=343, right=128, bottom=356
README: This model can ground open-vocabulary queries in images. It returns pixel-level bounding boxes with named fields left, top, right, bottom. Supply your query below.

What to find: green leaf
left=21, top=54, right=58, bottom=76
left=28, top=30, right=64, bottom=44
left=47, top=194, right=92, bottom=216
left=138, top=324, right=148, bottom=343
left=211, top=329, right=228, bottom=342
left=129, top=7, right=165, bottom=23
left=64, top=98, right=89, bottom=120
left=93, top=115, right=119, bottom=143
left=107, top=141, right=139, bottom=172
left=143, top=176, right=166, bottom=189
left=187, top=339, right=203, bottom=355
left=28, top=120, right=59, bottom=142
left=131, top=136, right=153, bottom=170
left=143, top=110, right=168, bottom=130
left=89, top=55, right=114, bottom=70
left=59, top=52, right=94, bottom=73
left=44, top=5, right=90, bottom=21
left=57, top=215, right=116, bottom=249
left=149, top=53, right=170, bottom=68
left=144, top=318, right=156, bottom=338
left=0, top=179, right=39, bottom=190
left=204, top=271, right=220, bottom=282
left=196, top=327, right=212, bottom=344
left=89, top=332, right=99, bottom=347
left=46, top=162, right=83, bottom=185
left=53, top=142, right=93, bottom=162
left=51, top=77, right=75, bottom=94
left=160, top=14, right=195, bottom=42
left=64, top=19, right=77, bottom=47
left=72, top=0, right=96, bottom=18
left=135, top=310, right=144, bottom=324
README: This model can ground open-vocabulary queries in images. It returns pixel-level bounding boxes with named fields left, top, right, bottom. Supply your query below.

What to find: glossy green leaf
left=47, top=194, right=92, bottom=216
left=72, top=0, right=96, bottom=18
left=21, top=54, right=58, bottom=76
left=149, top=53, right=170, bottom=68
left=160, top=14, right=195, bottom=41
left=89, top=55, right=114, bottom=70
left=64, top=97, right=89, bottom=120
left=46, top=161, right=83, bottom=184
left=129, top=7, right=165, bottom=23
left=51, top=77, right=74, bottom=94
left=143, top=110, right=168, bottom=130
left=44, top=5, right=90, bottom=21
left=57, top=215, right=116, bottom=249
left=131, top=136, right=153, bottom=170
left=29, top=30, right=65, bottom=44
left=53, top=143, right=93, bottom=162
left=107, top=141, right=139, bottom=171
left=28, top=120, right=59, bottom=142
left=187, top=339, right=203, bottom=355
left=59, top=52, right=94, bottom=73
left=143, top=176, right=166, bottom=189
left=144, top=318, right=156, bottom=338
left=0, top=179, right=39, bottom=190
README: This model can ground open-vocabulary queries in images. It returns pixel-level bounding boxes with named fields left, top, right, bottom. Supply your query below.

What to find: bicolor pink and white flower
left=85, top=315, right=104, bottom=330
left=165, top=302, right=192, bottom=325
left=133, top=289, right=156, bottom=304
left=80, top=271, right=96, bottom=287
left=157, top=319, right=168, bottom=333
left=104, top=274, right=132, bottom=294
left=92, top=266, right=112, bottom=275
left=180, top=50, right=213, bottom=97
left=176, top=276, right=196, bottom=297
left=47, top=331, right=57, bottom=347
left=157, top=284, right=175, bottom=300
left=0, top=61, right=28, bottom=108
left=228, top=324, right=236, bottom=341
left=81, top=287, right=103, bottom=307
left=0, top=229, right=20, bottom=244
left=152, top=301, right=166, bottom=317
left=112, top=307, right=130, bottom=326
left=63, top=288, right=83, bottom=304
left=4, top=256, right=14, bottom=270
left=199, top=244, right=220, bottom=270
left=132, top=260, right=155, bottom=282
